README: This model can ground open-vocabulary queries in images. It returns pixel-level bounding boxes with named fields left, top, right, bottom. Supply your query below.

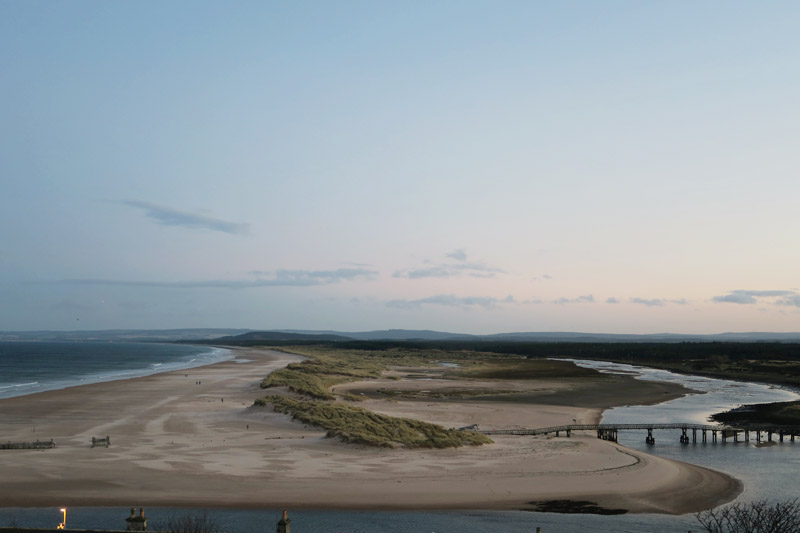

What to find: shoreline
left=0, top=347, right=741, bottom=514
left=0, top=342, right=234, bottom=401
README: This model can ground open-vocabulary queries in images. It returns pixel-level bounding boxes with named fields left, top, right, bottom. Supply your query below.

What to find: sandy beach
left=0, top=348, right=741, bottom=513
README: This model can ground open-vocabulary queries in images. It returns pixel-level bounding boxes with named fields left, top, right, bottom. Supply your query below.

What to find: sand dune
left=0, top=348, right=741, bottom=513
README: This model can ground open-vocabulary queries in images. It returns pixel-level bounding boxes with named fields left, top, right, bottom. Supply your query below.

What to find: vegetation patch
left=259, top=347, right=391, bottom=400
left=255, top=395, right=492, bottom=448
left=452, top=358, right=602, bottom=381
left=711, top=400, right=800, bottom=427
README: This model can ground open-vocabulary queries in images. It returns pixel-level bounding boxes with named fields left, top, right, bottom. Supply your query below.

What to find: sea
left=1, top=343, right=799, bottom=532
left=0, top=341, right=232, bottom=399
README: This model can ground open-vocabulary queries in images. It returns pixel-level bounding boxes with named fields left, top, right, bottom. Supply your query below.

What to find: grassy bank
left=256, top=395, right=492, bottom=448
left=711, top=400, right=800, bottom=427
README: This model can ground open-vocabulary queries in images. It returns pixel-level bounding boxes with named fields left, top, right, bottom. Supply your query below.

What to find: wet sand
left=0, top=348, right=741, bottom=513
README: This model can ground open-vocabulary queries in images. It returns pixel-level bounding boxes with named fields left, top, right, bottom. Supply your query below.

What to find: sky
left=1, top=1, right=799, bottom=334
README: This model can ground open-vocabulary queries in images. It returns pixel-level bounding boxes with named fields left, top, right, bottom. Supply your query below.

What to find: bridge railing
left=479, top=423, right=736, bottom=436
left=477, top=423, right=800, bottom=436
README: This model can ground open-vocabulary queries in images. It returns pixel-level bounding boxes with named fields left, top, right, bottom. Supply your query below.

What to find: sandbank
left=0, top=348, right=741, bottom=513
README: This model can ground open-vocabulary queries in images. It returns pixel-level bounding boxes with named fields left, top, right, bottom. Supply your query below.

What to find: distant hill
left=272, top=329, right=474, bottom=341
left=262, top=329, right=800, bottom=343
left=4, top=328, right=800, bottom=344
left=212, top=331, right=352, bottom=343
left=0, top=329, right=252, bottom=342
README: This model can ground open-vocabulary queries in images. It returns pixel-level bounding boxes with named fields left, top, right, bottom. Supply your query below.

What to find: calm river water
left=3, top=360, right=799, bottom=532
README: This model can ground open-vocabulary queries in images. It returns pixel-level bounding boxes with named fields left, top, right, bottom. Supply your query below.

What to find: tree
left=696, top=499, right=800, bottom=533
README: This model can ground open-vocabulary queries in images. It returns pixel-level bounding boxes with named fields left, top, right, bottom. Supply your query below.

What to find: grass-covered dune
left=255, top=346, right=501, bottom=448
left=259, top=346, right=436, bottom=400
left=256, top=395, right=492, bottom=448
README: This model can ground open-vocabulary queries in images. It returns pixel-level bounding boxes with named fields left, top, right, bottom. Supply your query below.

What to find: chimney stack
left=126, top=506, right=148, bottom=531
left=276, top=509, right=291, bottom=533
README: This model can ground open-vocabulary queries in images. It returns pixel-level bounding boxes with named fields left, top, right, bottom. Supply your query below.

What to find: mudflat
left=0, top=348, right=741, bottom=513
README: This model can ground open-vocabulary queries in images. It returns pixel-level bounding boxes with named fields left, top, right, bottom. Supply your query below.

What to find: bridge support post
left=756, top=431, right=761, bottom=443
left=712, top=430, right=717, bottom=443
left=744, top=430, right=749, bottom=442
left=768, top=431, right=773, bottom=442
left=680, top=428, right=689, bottom=444
left=566, top=429, right=571, bottom=437
left=646, top=428, right=655, bottom=445
left=702, top=429, right=707, bottom=443
left=692, top=428, right=697, bottom=443
left=556, top=431, right=560, bottom=437
left=733, top=431, right=738, bottom=443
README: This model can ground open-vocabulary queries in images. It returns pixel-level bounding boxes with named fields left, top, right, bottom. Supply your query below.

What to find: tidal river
left=2, top=360, right=799, bottom=532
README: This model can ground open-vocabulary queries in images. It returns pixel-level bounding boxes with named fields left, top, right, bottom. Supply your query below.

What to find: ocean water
left=2, top=347, right=800, bottom=532
left=0, top=341, right=231, bottom=399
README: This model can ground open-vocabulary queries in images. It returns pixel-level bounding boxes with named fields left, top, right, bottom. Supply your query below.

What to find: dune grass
left=254, top=346, right=586, bottom=448
left=259, top=346, right=435, bottom=400
left=256, top=395, right=492, bottom=448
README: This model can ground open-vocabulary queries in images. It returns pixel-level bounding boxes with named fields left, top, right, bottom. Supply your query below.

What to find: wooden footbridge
left=477, top=423, right=800, bottom=445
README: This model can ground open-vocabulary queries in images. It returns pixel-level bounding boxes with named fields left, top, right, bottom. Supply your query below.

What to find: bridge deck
left=478, top=423, right=800, bottom=436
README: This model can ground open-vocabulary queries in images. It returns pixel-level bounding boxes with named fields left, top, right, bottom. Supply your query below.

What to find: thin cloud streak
left=56, top=268, right=378, bottom=289
left=553, top=295, right=595, bottom=304
left=630, top=297, right=689, bottom=307
left=387, top=294, right=516, bottom=310
left=124, top=200, right=249, bottom=235
left=394, top=249, right=504, bottom=280
left=712, top=289, right=798, bottom=305
left=631, top=298, right=664, bottom=306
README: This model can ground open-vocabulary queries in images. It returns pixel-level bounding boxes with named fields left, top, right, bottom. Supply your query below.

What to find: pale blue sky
left=1, top=1, right=799, bottom=333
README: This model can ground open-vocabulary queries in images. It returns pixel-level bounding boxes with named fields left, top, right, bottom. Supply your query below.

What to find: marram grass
left=255, top=395, right=492, bottom=449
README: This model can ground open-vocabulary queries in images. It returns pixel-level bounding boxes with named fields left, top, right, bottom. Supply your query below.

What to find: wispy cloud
left=553, top=294, right=595, bottom=304
left=630, top=297, right=689, bottom=307
left=606, top=297, right=620, bottom=304
left=124, top=200, right=249, bottom=235
left=445, top=248, right=468, bottom=261
left=396, top=266, right=453, bottom=279
left=57, top=268, right=377, bottom=289
left=387, top=294, right=516, bottom=310
left=712, top=289, right=798, bottom=305
left=777, top=294, right=800, bottom=307
left=394, top=250, right=504, bottom=279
